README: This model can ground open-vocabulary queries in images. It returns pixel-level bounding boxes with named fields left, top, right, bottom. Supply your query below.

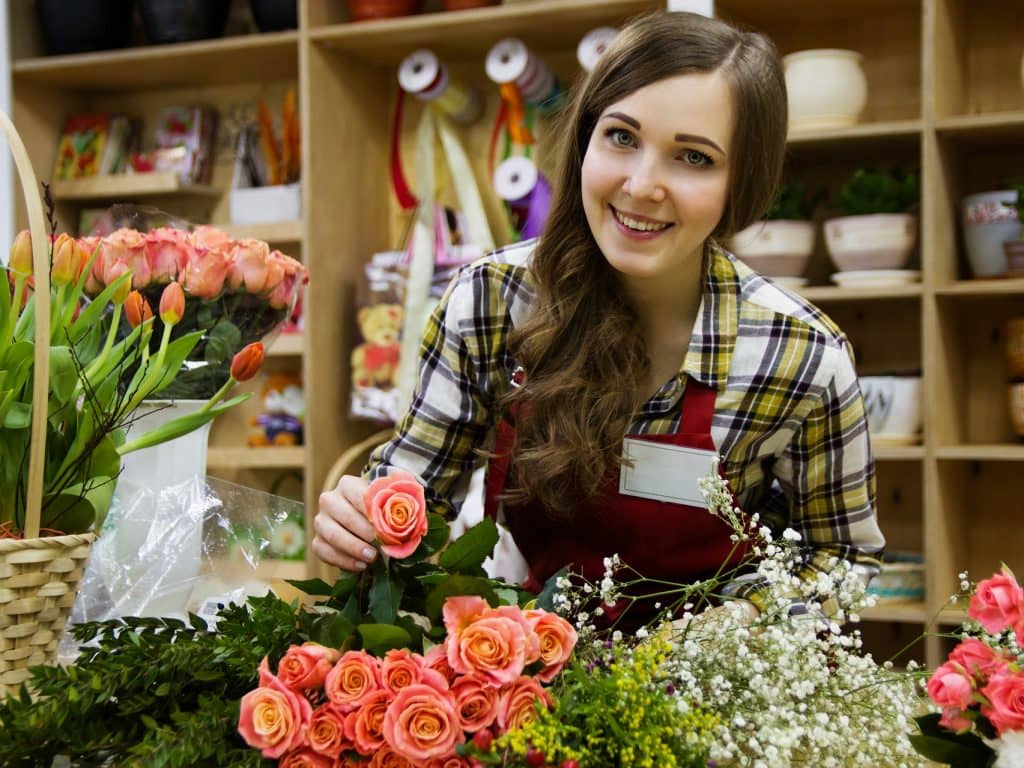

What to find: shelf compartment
left=860, top=603, right=965, bottom=626
left=52, top=173, right=220, bottom=201
left=217, top=220, right=303, bottom=245
left=12, top=31, right=300, bottom=90
left=206, top=446, right=306, bottom=469
left=267, top=333, right=305, bottom=357
left=872, top=444, right=924, bottom=460
left=936, top=445, right=1024, bottom=460
left=936, top=111, right=1024, bottom=141
left=788, top=119, right=923, bottom=147
left=936, top=278, right=1024, bottom=297
left=310, top=0, right=660, bottom=63
left=798, top=285, right=923, bottom=302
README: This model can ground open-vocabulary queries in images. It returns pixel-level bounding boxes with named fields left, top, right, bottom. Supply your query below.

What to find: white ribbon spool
left=399, top=49, right=445, bottom=97
left=493, top=156, right=539, bottom=202
left=485, top=38, right=531, bottom=84
left=577, top=27, right=618, bottom=72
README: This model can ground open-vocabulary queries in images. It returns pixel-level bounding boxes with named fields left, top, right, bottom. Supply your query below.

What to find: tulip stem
left=50, top=283, right=66, bottom=344
left=197, top=375, right=236, bottom=414
left=83, top=303, right=122, bottom=383
left=2, top=274, right=23, bottom=348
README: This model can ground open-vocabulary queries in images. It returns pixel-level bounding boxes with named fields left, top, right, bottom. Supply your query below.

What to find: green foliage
left=910, top=714, right=997, bottom=767
left=764, top=181, right=824, bottom=220
left=1007, top=184, right=1024, bottom=221
left=837, top=167, right=920, bottom=216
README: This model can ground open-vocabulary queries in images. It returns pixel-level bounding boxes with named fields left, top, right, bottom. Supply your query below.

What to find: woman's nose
left=622, top=156, right=666, bottom=203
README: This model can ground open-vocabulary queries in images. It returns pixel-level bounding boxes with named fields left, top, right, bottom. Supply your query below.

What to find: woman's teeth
left=613, top=208, right=670, bottom=232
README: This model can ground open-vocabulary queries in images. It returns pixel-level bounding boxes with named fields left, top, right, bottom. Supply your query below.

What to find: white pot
left=784, top=49, right=868, bottom=131
left=962, top=190, right=1019, bottom=278
left=728, top=220, right=815, bottom=277
left=824, top=213, right=916, bottom=271
left=858, top=376, right=922, bottom=440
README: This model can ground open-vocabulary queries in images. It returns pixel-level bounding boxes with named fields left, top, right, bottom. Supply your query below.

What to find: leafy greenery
left=1006, top=184, right=1024, bottom=222
left=764, top=181, right=825, bottom=220
left=836, top=167, right=920, bottom=216
left=910, top=713, right=997, bottom=768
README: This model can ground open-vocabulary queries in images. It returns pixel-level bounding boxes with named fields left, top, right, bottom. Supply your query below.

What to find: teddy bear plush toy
left=350, top=302, right=403, bottom=389
left=248, top=372, right=305, bottom=446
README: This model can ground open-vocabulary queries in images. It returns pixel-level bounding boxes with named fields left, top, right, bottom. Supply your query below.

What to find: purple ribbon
left=509, top=170, right=552, bottom=239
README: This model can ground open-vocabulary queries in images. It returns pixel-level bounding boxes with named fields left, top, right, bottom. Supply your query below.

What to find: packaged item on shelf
left=53, top=113, right=109, bottom=179
left=129, top=105, right=219, bottom=184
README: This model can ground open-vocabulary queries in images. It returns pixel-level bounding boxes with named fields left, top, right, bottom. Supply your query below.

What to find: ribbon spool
left=398, top=49, right=482, bottom=124
left=493, top=155, right=552, bottom=240
left=485, top=37, right=562, bottom=113
left=577, top=27, right=618, bottom=72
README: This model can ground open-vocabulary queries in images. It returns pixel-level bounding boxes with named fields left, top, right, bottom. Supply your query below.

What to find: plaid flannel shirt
left=367, top=239, right=885, bottom=609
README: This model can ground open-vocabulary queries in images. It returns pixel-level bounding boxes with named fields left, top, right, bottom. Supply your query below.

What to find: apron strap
left=483, top=416, right=515, bottom=520
left=678, top=377, right=717, bottom=435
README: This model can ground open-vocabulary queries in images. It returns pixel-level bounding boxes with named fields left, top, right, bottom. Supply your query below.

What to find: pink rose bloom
left=982, top=671, right=1024, bottom=735
left=381, top=648, right=426, bottom=695
left=181, top=242, right=231, bottom=299
left=363, top=470, right=429, bottom=559
left=927, top=662, right=976, bottom=711
left=227, top=238, right=275, bottom=294
left=496, top=676, right=552, bottom=734
left=307, top=704, right=350, bottom=758
left=369, top=745, right=417, bottom=768
left=493, top=605, right=540, bottom=666
left=443, top=596, right=489, bottom=639
left=325, top=650, right=382, bottom=712
left=101, top=228, right=149, bottom=288
left=449, top=612, right=529, bottom=687
left=279, top=748, right=335, bottom=768
left=144, top=227, right=192, bottom=284
left=353, top=688, right=393, bottom=755
left=451, top=672, right=500, bottom=733
left=949, top=638, right=1011, bottom=682
left=190, top=224, right=234, bottom=253
left=938, top=707, right=973, bottom=733
left=424, top=756, right=474, bottom=768
left=525, top=609, right=578, bottom=682
left=268, top=250, right=309, bottom=310
left=424, top=644, right=457, bottom=686
left=278, top=643, right=340, bottom=692
left=237, top=657, right=313, bottom=759
left=382, top=682, right=462, bottom=764
left=969, top=568, right=1024, bottom=635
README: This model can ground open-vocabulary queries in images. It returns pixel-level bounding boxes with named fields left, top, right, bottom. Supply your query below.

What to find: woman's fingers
left=313, top=475, right=378, bottom=571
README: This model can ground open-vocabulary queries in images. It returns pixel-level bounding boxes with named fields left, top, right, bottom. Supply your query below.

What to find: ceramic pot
left=442, top=0, right=499, bottom=9
left=728, top=220, right=814, bottom=277
left=1009, top=382, right=1024, bottom=437
left=346, top=0, right=423, bottom=21
left=249, top=0, right=297, bottom=31
left=1004, top=317, right=1024, bottom=379
left=824, top=213, right=916, bottom=271
left=36, top=0, right=133, bottom=55
left=784, top=49, right=868, bottom=131
left=858, top=375, right=923, bottom=442
left=1003, top=239, right=1024, bottom=277
left=962, top=190, right=1019, bottom=278
left=139, top=0, right=230, bottom=44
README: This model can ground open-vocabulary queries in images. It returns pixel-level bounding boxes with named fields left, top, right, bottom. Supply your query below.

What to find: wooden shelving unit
left=50, top=172, right=221, bottom=201
left=9, top=0, right=1024, bottom=668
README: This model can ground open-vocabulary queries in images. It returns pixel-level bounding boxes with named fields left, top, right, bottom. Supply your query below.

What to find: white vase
left=784, top=49, right=868, bottom=131
left=728, top=220, right=815, bottom=277
left=101, top=399, right=212, bottom=618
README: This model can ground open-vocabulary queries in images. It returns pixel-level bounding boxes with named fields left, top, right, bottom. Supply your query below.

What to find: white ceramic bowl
left=729, top=220, right=815, bottom=277
left=858, top=375, right=923, bottom=440
left=962, top=190, right=1019, bottom=278
left=784, top=49, right=868, bottom=131
left=824, top=213, right=917, bottom=271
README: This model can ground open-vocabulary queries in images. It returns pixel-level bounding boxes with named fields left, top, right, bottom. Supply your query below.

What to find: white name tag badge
left=618, top=438, right=719, bottom=508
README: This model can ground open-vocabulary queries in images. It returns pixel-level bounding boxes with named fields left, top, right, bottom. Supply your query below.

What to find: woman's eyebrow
left=602, top=111, right=640, bottom=129
left=602, top=112, right=725, bottom=155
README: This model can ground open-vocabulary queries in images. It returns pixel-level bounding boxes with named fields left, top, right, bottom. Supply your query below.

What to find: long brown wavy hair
left=500, top=11, right=788, bottom=516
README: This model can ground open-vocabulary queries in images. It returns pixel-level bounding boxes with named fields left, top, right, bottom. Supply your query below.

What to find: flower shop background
left=6, top=0, right=1024, bottom=671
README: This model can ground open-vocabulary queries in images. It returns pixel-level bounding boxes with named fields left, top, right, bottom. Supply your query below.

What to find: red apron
left=483, top=376, right=748, bottom=624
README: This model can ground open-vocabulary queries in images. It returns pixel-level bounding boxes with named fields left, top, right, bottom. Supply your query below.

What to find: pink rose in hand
left=969, top=567, right=1024, bottom=635
left=525, top=608, right=578, bottom=682
left=144, top=227, right=192, bottom=284
left=496, top=676, right=552, bottom=734
left=927, top=662, right=975, bottom=711
left=982, top=671, right=1024, bottom=735
left=277, top=642, right=339, bottom=691
left=363, top=470, right=429, bottom=559
left=382, top=682, right=462, bottom=764
left=237, top=657, right=313, bottom=759
left=101, top=228, right=149, bottom=288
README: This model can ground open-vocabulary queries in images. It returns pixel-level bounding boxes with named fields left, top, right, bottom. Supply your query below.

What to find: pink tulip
left=159, top=282, right=185, bottom=325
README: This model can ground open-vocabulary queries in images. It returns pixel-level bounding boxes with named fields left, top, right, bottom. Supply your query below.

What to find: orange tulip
left=9, top=230, right=32, bottom=276
left=124, top=291, right=153, bottom=328
left=230, top=342, right=265, bottom=382
left=159, top=281, right=185, bottom=325
left=51, top=233, right=83, bottom=285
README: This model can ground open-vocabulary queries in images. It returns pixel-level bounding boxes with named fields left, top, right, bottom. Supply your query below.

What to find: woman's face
left=581, top=72, right=734, bottom=288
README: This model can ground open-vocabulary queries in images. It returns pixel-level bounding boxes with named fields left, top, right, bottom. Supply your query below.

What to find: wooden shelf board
left=217, top=220, right=303, bottom=244
left=206, top=446, right=306, bottom=469
left=12, top=31, right=299, bottom=90
left=936, top=111, right=1024, bottom=141
left=872, top=444, right=924, bottom=460
left=936, top=278, right=1024, bottom=297
left=267, top=333, right=305, bottom=357
left=796, top=284, right=923, bottom=302
left=936, top=445, right=1024, bottom=461
left=787, top=119, right=923, bottom=146
left=310, top=0, right=659, bottom=63
left=52, top=173, right=220, bottom=201
left=860, top=603, right=965, bottom=626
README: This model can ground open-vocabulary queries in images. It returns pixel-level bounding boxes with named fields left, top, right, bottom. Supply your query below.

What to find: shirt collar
left=681, top=242, right=740, bottom=389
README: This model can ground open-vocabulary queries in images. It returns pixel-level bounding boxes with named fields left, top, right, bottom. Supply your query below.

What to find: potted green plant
left=1001, top=184, right=1024, bottom=277
left=823, top=167, right=919, bottom=275
left=728, top=181, right=822, bottom=286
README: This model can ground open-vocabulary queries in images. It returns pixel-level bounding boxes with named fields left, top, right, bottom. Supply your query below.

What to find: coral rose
left=382, top=682, right=462, bottom=764
left=369, top=745, right=417, bottom=768
left=237, top=657, right=312, bottom=758
left=424, top=644, right=457, bottom=686
left=982, top=671, right=1024, bottom=735
left=268, top=250, right=309, bottom=309
left=190, top=224, right=234, bottom=253
left=496, top=676, right=552, bottom=733
left=353, top=688, right=393, bottom=754
left=449, top=612, right=529, bottom=687
left=180, top=244, right=230, bottom=299
left=227, top=238, right=275, bottom=294
left=381, top=648, right=426, bottom=694
left=144, top=226, right=192, bottom=284
left=101, top=228, right=149, bottom=288
left=307, top=704, right=350, bottom=758
left=451, top=672, right=500, bottom=732
left=968, top=568, right=1024, bottom=635
left=363, top=470, right=429, bottom=559
left=278, top=643, right=340, bottom=692
left=927, top=662, right=975, bottom=711
left=325, top=650, right=382, bottom=712
left=424, top=756, right=474, bottom=768
left=525, top=609, right=577, bottom=682
left=279, top=747, right=335, bottom=768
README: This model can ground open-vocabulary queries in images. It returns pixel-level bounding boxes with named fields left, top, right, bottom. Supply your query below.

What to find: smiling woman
left=316, top=10, right=884, bottom=630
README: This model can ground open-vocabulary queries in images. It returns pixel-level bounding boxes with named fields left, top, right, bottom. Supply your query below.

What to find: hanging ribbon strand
left=398, top=49, right=482, bottom=125
left=577, top=27, right=619, bottom=72
left=485, top=38, right=564, bottom=115
left=493, top=155, right=552, bottom=241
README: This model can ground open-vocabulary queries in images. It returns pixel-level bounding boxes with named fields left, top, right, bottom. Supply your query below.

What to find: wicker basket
left=0, top=109, right=95, bottom=697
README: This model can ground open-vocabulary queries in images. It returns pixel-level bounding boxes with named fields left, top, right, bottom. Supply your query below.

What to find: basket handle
left=0, top=109, right=51, bottom=540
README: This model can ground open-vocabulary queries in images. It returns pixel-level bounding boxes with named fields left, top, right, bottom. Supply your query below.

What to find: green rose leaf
left=404, top=513, right=451, bottom=564
left=425, top=575, right=498, bottom=622
left=310, top=611, right=356, bottom=649
left=3, top=402, right=31, bottom=429
left=438, top=518, right=498, bottom=574
left=357, top=623, right=411, bottom=656
left=369, top=558, right=404, bottom=625
left=285, top=578, right=335, bottom=597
